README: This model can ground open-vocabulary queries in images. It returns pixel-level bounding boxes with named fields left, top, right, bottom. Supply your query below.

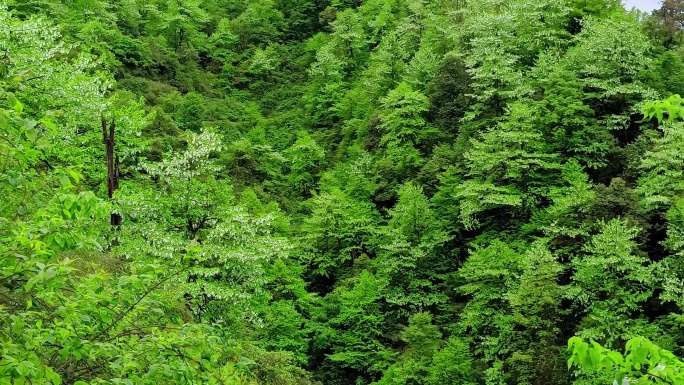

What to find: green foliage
left=284, top=131, right=325, bottom=193
left=568, top=337, right=684, bottom=385
left=570, top=219, right=657, bottom=343
left=7, top=0, right=684, bottom=384
left=378, top=182, right=449, bottom=312
left=311, top=270, right=395, bottom=381
left=638, top=95, right=684, bottom=210
left=456, top=100, right=561, bottom=229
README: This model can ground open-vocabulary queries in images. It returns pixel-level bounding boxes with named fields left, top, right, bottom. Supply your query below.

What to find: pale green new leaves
left=284, top=131, right=325, bottom=192
left=121, top=129, right=290, bottom=322
left=534, top=160, right=595, bottom=239
left=457, top=239, right=562, bottom=383
left=379, top=82, right=429, bottom=148
left=565, top=14, right=658, bottom=131
left=655, top=200, right=684, bottom=309
left=379, top=183, right=449, bottom=310
left=467, top=103, right=559, bottom=179
left=454, top=180, right=522, bottom=230
left=566, top=15, right=652, bottom=82
left=506, top=241, right=562, bottom=311
left=330, top=10, right=367, bottom=61
left=208, top=18, right=238, bottom=62
left=461, top=0, right=571, bottom=110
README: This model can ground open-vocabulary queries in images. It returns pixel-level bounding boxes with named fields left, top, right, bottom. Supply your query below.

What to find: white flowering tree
left=118, top=130, right=291, bottom=324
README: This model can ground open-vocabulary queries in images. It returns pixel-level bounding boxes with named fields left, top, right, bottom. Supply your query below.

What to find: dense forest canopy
left=5, top=0, right=684, bottom=384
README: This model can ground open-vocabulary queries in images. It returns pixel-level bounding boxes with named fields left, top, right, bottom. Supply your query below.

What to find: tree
left=569, top=219, right=657, bottom=345
left=0, top=84, right=281, bottom=385
left=456, top=100, right=561, bottom=229
left=655, top=0, right=684, bottom=47
left=373, top=313, right=443, bottom=385
left=376, top=182, right=449, bottom=313
left=427, top=337, right=475, bottom=385
left=311, top=271, right=396, bottom=383
left=119, top=130, right=291, bottom=324
left=456, top=240, right=564, bottom=384
left=230, top=0, right=285, bottom=49
left=147, top=0, right=209, bottom=49
left=375, top=83, right=433, bottom=197
left=284, top=131, right=325, bottom=193
left=563, top=13, right=657, bottom=131
left=462, top=0, right=571, bottom=117
left=534, top=67, right=612, bottom=168
left=305, top=45, right=346, bottom=127
left=426, top=55, right=473, bottom=136
left=301, top=187, right=380, bottom=283
left=638, top=96, right=684, bottom=210
left=529, top=159, right=595, bottom=243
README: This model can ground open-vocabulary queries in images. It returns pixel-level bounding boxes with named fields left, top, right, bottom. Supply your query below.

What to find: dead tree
left=102, top=115, right=121, bottom=227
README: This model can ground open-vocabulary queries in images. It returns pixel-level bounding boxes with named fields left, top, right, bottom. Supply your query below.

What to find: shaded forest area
left=4, top=0, right=684, bottom=384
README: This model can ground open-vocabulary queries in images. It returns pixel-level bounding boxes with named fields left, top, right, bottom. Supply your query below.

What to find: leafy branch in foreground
left=567, top=337, right=684, bottom=385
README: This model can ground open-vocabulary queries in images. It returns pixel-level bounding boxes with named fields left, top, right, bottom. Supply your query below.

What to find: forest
left=5, top=0, right=684, bottom=384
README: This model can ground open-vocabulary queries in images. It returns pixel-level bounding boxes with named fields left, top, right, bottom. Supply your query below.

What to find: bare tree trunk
left=102, top=116, right=121, bottom=228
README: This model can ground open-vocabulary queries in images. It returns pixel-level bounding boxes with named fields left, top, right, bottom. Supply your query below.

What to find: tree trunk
left=102, top=116, right=121, bottom=227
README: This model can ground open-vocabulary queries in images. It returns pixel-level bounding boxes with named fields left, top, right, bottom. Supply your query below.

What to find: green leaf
left=581, top=351, right=594, bottom=370
left=59, top=175, right=70, bottom=187
left=15, top=361, right=34, bottom=377
left=590, top=347, right=602, bottom=367
left=8, top=93, right=23, bottom=113
left=634, top=346, right=648, bottom=365
left=601, top=356, right=613, bottom=372
left=607, top=351, right=624, bottom=365
left=67, top=169, right=82, bottom=183
left=25, top=127, right=37, bottom=143
left=568, top=336, right=582, bottom=350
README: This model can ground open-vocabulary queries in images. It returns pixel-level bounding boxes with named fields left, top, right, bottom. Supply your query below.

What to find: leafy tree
left=563, top=13, right=657, bottom=131
left=230, top=0, right=285, bottom=49
left=569, top=219, right=657, bottom=345
left=427, top=337, right=475, bottom=385
left=457, top=240, right=564, bottom=384
left=119, top=130, right=292, bottom=325
left=8, top=1, right=684, bottom=384
left=375, top=83, right=432, bottom=198
left=426, top=54, right=473, bottom=136
left=311, top=271, right=396, bottom=384
left=147, top=0, right=209, bottom=49
left=373, top=313, right=443, bottom=385
left=301, top=187, right=380, bottom=283
left=376, top=182, right=449, bottom=313
left=534, top=67, right=612, bottom=168
left=456, top=100, right=561, bottom=229
left=638, top=96, right=684, bottom=210
left=462, top=0, right=571, bottom=117
left=284, top=131, right=325, bottom=193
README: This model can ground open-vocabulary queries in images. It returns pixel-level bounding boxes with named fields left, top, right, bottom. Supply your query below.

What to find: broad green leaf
left=15, top=361, right=34, bottom=377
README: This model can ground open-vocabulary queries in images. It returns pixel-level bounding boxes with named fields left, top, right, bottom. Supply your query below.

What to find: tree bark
left=102, top=116, right=121, bottom=227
